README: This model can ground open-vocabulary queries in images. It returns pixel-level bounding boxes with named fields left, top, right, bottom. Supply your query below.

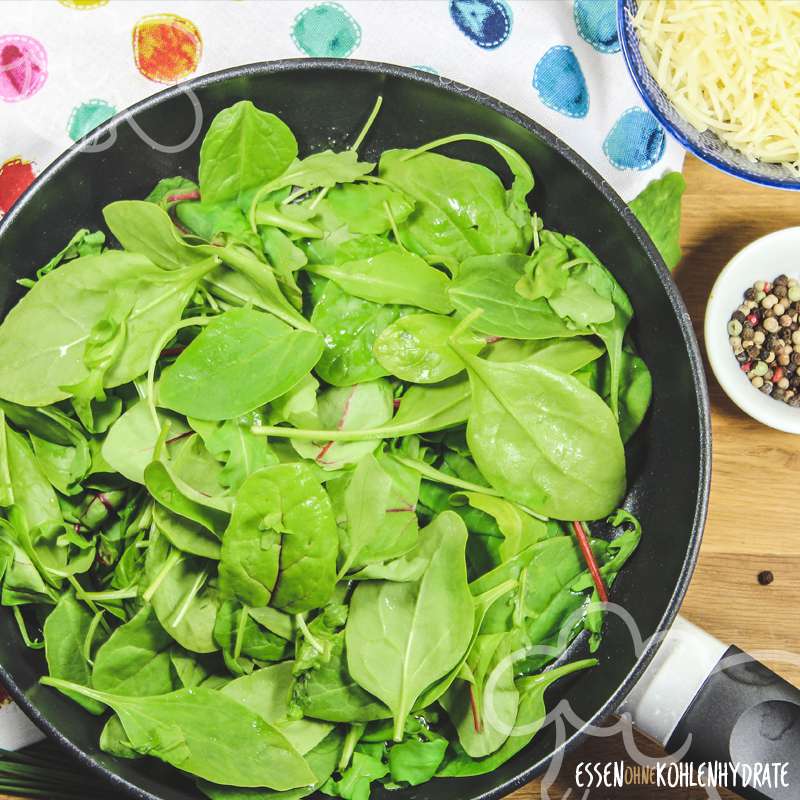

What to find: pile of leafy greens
left=0, top=98, right=652, bottom=800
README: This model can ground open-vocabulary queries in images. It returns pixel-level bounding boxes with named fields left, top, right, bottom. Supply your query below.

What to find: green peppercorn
left=727, top=319, right=743, bottom=336
left=753, top=360, right=769, bottom=376
left=788, top=286, right=800, bottom=302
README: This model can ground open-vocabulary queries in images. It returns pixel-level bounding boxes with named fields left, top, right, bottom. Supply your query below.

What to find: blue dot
left=450, top=0, right=512, bottom=50
left=412, top=65, right=439, bottom=75
left=574, top=0, right=620, bottom=53
left=533, top=45, right=589, bottom=118
left=604, top=108, right=666, bottom=170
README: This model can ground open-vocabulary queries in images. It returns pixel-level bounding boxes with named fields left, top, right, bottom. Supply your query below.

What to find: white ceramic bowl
left=705, top=226, right=800, bottom=434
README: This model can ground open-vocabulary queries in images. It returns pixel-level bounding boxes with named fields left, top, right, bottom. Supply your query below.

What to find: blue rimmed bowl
left=617, top=0, right=800, bottom=190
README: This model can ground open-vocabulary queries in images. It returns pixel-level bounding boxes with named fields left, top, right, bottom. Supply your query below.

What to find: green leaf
left=198, top=729, right=343, bottom=800
left=154, top=504, right=221, bottom=560
left=92, top=606, right=174, bottom=696
left=41, top=677, right=316, bottom=790
left=145, top=176, right=198, bottom=209
left=217, top=470, right=282, bottom=608
left=100, top=714, right=139, bottom=759
left=104, top=200, right=210, bottom=271
left=325, top=182, right=414, bottom=235
left=220, top=463, right=338, bottom=614
left=388, top=737, right=448, bottom=786
left=19, top=228, right=105, bottom=287
left=143, top=531, right=221, bottom=654
left=159, top=308, right=323, bottom=421
left=310, top=281, right=413, bottom=387
left=102, top=401, right=190, bottom=484
left=190, top=413, right=279, bottom=491
left=104, top=201, right=312, bottom=331
left=373, top=314, right=483, bottom=384
left=292, top=629, right=390, bottom=723
left=223, top=661, right=333, bottom=753
left=458, top=351, right=626, bottom=520
left=213, top=601, right=290, bottom=675
left=346, top=512, right=473, bottom=740
left=379, top=148, right=529, bottom=261
left=0, top=251, right=207, bottom=407
left=327, top=750, right=388, bottom=800
left=43, top=593, right=106, bottom=715
left=629, top=172, right=685, bottom=270
left=308, top=249, right=453, bottom=314
left=290, top=380, right=394, bottom=469
left=4, top=425, right=61, bottom=530
left=449, top=254, right=579, bottom=340
left=199, top=101, right=298, bottom=204
left=250, top=149, right=375, bottom=216
left=144, top=459, right=230, bottom=537
left=437, top=659, right=597, bottom=776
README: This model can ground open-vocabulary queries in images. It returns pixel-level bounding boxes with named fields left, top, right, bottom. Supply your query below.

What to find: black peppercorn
left=761, top=382, right=774, bottom=395
left=766, top=333, right=779, bottom=349
left=736, top=351, right=749, bottom=363
left=744, top=288, right=756, bottom=301
left=732, top=310, right=747, bottom=323
left=748, top=345, right=761, bottom=359
left=774, top=284, right=788, bottom=299
left=758, top=570, right=774, bottom=585
left=775, top=275, right=789, bottom=286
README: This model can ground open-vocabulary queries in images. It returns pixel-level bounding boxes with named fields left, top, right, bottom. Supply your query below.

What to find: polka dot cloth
left=0, top=0, right=682, bottom=220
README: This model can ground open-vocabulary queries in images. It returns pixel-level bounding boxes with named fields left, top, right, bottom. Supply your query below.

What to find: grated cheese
left=633, top=0, right=800, bottom=173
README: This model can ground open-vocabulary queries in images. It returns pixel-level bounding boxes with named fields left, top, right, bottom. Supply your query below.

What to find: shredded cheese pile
left=633, top=0, right=800, bottom=173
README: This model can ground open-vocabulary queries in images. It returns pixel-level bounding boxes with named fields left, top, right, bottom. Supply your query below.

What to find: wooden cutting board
left=514, top=155, right=800, bottom=800
left=4, top=156, right=797, bottom=800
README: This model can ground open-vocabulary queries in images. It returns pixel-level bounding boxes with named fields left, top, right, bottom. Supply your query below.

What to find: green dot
left=67, top=99, right=116, bottom=141
left=292, top=2, right=361, bottom=58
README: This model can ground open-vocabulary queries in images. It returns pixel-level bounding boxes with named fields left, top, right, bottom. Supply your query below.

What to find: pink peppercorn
left=746, top=313, right=759, bottom=326
left=741, top=361, right=752, bottom=372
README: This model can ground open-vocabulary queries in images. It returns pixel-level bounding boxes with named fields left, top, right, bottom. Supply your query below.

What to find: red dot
left=0, top=157, right=35, bottom=214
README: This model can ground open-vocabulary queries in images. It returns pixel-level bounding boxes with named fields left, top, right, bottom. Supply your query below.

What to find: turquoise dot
left=573, top=0, right=619, bottom=53
left=604, top=108, right=666, bottom=170
left=67, top=99, right=116, bottom=141
left=533, top=46, right=589, bottom=118
left=412, top=65, right=439, bottom=75
left=292, top=3, right=361, bottom=58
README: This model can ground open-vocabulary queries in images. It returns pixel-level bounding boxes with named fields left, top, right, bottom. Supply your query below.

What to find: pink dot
left=0, top=35, right=48, bottom=102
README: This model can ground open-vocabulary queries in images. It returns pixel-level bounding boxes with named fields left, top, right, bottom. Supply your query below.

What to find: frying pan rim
left=0, top=57, right=711, bottom=800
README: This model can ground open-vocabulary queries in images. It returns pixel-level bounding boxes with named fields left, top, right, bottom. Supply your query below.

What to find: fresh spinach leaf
left=457, top=349, right=626, bottom=520
left=629, top=171, right=685, bottom=270
left=92, top=606, right=174, bottom=696
left=41, top=677, right=316, bottom=790
left=373, top=314, right=483, bottom=384
left=307, top=249, right=453, bottom=314
left=346, top=512, right=473, bottom=740
left=159, top=308, right=323, bottom=421
left=199, top=101, right=298, bottom=205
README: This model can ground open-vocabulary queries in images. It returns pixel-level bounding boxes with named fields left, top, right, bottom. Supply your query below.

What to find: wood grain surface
left=3, top=156, right=797, bottom=800
left=510, top=155, right=800, bottom=800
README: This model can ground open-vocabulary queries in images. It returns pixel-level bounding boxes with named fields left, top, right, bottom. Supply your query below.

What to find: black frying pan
left=0, top=60, right=711, bottom=800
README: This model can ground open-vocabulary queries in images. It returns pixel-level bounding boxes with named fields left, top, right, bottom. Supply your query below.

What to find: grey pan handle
left=621, top=616, right=800, bottom=799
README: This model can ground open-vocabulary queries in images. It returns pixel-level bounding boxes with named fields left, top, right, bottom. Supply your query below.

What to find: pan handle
left=620, top=615, right=800, bottom=800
